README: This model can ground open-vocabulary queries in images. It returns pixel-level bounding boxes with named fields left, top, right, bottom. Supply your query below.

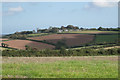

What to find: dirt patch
left=2, top=56, right=118, bottom=64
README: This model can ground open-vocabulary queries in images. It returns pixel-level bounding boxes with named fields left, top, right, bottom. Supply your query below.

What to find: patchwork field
left=2, top=56, right=118, bottom=78
left=28, top=34, right=94, bottom=47
left=1, top=40, right=55, bottom=50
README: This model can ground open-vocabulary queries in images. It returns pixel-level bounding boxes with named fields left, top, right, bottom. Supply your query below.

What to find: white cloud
left=92, top=0, right=119, bottom=2
left=3, top=6, right=23, bottom=16
left=84, top=0, right=118, bottom=9
left=92, top=0, right=117, bottom=7
left=8, top=6, right=23, bottom=12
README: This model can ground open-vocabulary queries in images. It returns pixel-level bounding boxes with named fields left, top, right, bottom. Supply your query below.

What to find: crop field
left=1, top=40, right=55, bottom=50
left=62, top=30, right=118, bottom=34
left=2, top=56, right=118, bottom=78
left=28, top=34, right=94, bottom=47
left=94, top=34, right=118, bottom=43
left=27, top=33, right=50, bottom=37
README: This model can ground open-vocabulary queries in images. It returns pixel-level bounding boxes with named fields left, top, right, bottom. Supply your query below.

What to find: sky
left=2, top=2, right=118, bottom=34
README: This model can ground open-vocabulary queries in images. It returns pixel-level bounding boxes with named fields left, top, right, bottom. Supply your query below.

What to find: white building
left=58, top=30, right=63, bottom=33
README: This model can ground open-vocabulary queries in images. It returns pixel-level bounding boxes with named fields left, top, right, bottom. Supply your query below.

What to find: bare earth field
left=1, top=40, right=55, bottom=50
left=28, top=34, right=94, bottom=47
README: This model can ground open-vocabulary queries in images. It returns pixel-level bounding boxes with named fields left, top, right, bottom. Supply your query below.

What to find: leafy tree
left=61, top=26, right=65, bottom=30
left=66, top=25, right=74, bottom=29
left=98, top=27, right=103, bottom=31
left=74, top=26, right=79, bottom=29
left=50, top=27, right=59, bottom=33
left=80, top=27, right=84, bottom=30
left=1, top=43, right=5, bottom=47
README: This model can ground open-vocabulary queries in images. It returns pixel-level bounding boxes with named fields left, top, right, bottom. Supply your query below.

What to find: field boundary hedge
left=2, top=48, right=120, bottom=57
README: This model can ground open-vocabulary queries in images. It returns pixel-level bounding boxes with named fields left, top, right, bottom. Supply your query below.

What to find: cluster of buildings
left=33, top=28, right=81, bottom=33
left=33, top=25, right=82, bottom=33
left=58, top=29, right=80, bottom=33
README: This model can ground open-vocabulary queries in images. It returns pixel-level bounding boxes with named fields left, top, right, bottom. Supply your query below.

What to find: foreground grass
left=2, top=57, right=118, bottom=78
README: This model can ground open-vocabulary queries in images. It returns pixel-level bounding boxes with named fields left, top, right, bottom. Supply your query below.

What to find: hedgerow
left=2, top=48, right=120, bottom=57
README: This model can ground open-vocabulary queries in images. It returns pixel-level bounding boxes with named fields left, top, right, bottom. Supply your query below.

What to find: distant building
left=58, top=30, right=63, bottom=33
left=64, top=29, right=69, bottom=32
left=69, top=29, right=73, bottom=32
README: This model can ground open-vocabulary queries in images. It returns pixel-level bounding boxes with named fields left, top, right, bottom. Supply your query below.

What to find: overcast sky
left=2, top=2, right=118, bottom=34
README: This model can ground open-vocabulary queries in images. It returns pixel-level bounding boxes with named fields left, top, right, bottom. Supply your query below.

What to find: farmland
left=1, top=40, right=55, bottom=50
left=26, top=33, right=50, bottom=37
left=2, top=56, right=118, bottom=78
left=28, top=34, right=94, bottom=47
left=1, top=31, right=119, bottom=79
left=62, top=30, right=118, bottom=34
left=1, top=2, right=119, bottom=79
left=1, top=32, right=119, bottom=50
left=94, top=34, right=118, bottom=43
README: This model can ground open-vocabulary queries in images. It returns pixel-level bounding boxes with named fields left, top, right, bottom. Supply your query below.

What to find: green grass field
left=2, top=56, right=118, bottom=78
left=94, top=34, right=118, bottom=43
left=61, top=30, right=118, bottom=34
left=27, top=33, right=52, bottom=37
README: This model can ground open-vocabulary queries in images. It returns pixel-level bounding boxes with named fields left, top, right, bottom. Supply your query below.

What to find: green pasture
left=94, top=34, right=118, bottom=43
left=3, top=57, right=118, bottom=78
left=61, top=30, right=118, bottom=34
left=27, top=33, right=52, bottom=37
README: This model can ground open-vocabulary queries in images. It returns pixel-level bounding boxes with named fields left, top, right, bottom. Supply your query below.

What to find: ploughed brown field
left=28, top=34, right=94, bottom=47
left=1, top=40, right=55, bottom=50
